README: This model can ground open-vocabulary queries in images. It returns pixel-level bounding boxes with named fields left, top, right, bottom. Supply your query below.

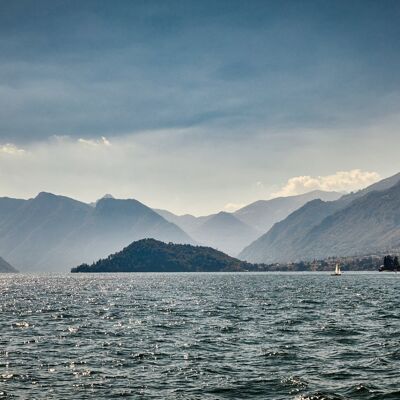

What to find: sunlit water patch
left=0, top=272, right=399, bottom=399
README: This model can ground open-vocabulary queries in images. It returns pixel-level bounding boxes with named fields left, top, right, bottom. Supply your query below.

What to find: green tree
left=393, top=256, right=399, bottom=271
left=384, top=255, right=394, bottom=270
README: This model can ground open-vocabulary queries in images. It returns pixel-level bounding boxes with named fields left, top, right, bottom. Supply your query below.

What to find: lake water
left=0, top=272, right=399, bottom=399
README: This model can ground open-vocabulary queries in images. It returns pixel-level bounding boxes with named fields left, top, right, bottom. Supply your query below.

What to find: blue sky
left=1, top=0, right=400, bottom=214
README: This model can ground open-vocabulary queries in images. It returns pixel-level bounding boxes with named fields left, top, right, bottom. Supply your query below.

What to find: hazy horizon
left=0, top=172, right=382, bottom=217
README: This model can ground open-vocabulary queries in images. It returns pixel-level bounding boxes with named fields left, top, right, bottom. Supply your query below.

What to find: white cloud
left=224, top=202, right=246, bottom=212
left=272, top=169, right=381, bottom=197
left=0, top=122, right=397, bottom=216
left=0, top=143, right=25, bottom=155
left=77, top=136, right=111, bottom=147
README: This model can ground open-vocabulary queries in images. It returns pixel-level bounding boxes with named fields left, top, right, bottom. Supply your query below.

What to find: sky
left=1, top=0, right=400, bottom=215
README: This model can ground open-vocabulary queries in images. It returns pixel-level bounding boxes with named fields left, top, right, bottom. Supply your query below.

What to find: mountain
left=156, top=190, right=341, bottom=235
left=191, top=211, right=260, bottom=256
left=0, top=192, right=92, bottom=272
left=0, top=193, right=193, bottom=272
left=63, top=197, right=194, bottom=267
left=240, top=173, right=400, bottom=263
left=89, top=193, right=114, bottom=207
left=72, top=238, right=253, bottom=273
left=155, top=209, right=259, bottom=256
left=155, top=190, right=341, bottom=256
left=0, top=256, right=18, bottom=273
left=301, top=181, right=400, bottom=259
left=340, top=172, right=400, bottom=202
left=233, top=190, right=342, bottom=233
left=0, top=197, right=26, bottom=225
left=239, top=199, right=344, bottom=263
left=154, top=209, right=210, bottom=234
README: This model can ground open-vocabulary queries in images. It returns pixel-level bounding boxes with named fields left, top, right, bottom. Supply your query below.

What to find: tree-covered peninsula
left=71, top=238, right=254, bottom=273
left=379, top=255, right=400, bottom=271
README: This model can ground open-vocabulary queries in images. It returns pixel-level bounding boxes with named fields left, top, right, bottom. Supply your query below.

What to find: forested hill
left=71, top=238, right=254, bottom=273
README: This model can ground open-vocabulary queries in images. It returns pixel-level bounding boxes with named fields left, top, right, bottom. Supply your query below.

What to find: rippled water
left=0, top=272, right=399, bottom=399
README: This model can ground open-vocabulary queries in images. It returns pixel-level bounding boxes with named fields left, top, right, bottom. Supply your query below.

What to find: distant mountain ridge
left=240, top=172, right=400, bottom=263
left=0, top=197, right=26, bottom=225
left=233, top=190, right=342, bottom=232
left=191, top=211, right=259, bottom=256
left=2, top=174, right=399, bottom=271
left=0, top=193, right=193, bottom=272
left=155, top=190, right=341, bottom=255
left=154, top=209, right=210, bottom=234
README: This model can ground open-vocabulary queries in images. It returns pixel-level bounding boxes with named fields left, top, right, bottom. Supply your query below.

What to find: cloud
left=0, top=143, right=25, bottom=155
left=1, top=2, right=400, bottom=144
left=0, top=125, right=396, bottom=216
left=77, top=136, right=111, bottom=147
left=272, top=169, right=381, bottom=197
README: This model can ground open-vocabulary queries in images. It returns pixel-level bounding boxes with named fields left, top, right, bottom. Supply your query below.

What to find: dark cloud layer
left=1, top=0, right=400, bottom=143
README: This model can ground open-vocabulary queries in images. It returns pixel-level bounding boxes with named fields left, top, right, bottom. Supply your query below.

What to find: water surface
left=0, top=272, right=399, bottom=399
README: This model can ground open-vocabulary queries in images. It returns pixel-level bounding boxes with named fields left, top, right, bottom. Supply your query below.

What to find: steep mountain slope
left=156, top=190, right=342, bottom=236
left=72, top=238, right=253, bottom=273
left=239, top=199, right=343, bottom=262
left=300, top=181, right=400, bottom=259
left=154, top=209, right=210, bottom=234
left=340, top=172, right=400, bottom=202
left=0, top=197, right=26, bottom=225
left=192, top=211, right=260, bottom=256
left=234, top=190, right=342, bottom=232
left=0, top=192, right=92, bottom=271
left=0, top=193, right=193, bottom=272
left=240, top=173, right=400, bottom=263
left=155, top=190, right=341, bottom=255
left=60, top=198, right=194, bottom=267
left=0, top=256, right=18, bottom=273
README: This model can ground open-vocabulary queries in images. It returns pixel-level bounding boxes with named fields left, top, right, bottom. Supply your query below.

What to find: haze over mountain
left=240, top=172, right=400, bottom=263
left=0, top=197, right=26, bottom=224
left=155, top=190, right=341, bottom=255
left=154, top=209, right=210, bottom=234
left=191, top=212, right=259, bottom=256
left=1, top=173, right=399, bottom=271
left=0, top=256, right=17, bottom=273
left=233, top=190, right=342, bottom=233
left=0, top=193, right=193, bottom=272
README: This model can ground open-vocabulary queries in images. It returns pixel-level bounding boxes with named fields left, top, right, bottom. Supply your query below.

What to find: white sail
left=331, top=263, right=342, bottom=276
left=334, top=263, right=341, bottom=275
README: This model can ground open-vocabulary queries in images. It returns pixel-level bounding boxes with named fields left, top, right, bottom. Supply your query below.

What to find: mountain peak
left=100, top=193, right=114, bottom=200
left=95, top=197, right=145, bottom=212
left=36, top=191, right=57, bottom=199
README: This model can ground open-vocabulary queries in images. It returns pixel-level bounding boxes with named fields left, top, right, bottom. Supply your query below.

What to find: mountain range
left=0, top=193, right=192, bottom=272
left=233, top=190, right=342, bottom=232
left=240, top=173, right=400, bottom=263
left=1, top=173, right=400, bottom=272
left=155, top=190, right=341, bottom=255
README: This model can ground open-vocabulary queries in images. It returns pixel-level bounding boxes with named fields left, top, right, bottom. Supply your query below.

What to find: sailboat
left=331, top=263, right=342, bottom=276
